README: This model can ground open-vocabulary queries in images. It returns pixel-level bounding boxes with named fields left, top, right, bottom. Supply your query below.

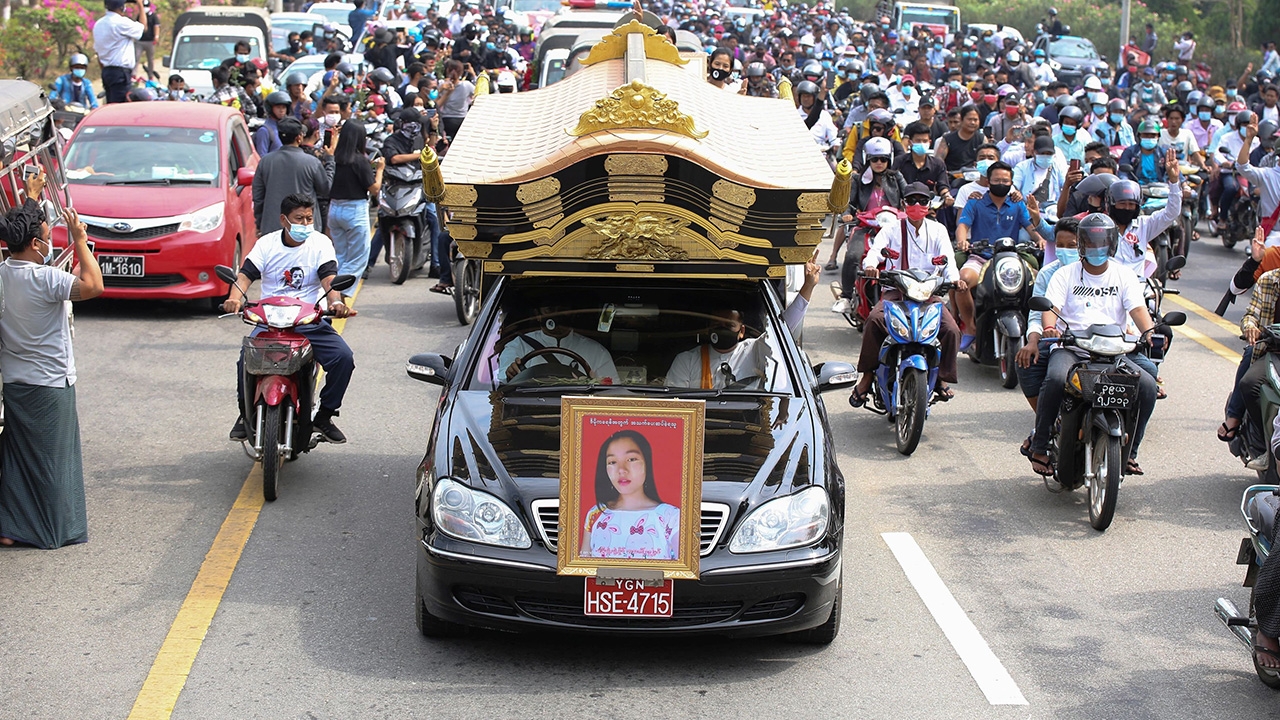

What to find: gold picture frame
left=557, top=397, right=704, bottom=580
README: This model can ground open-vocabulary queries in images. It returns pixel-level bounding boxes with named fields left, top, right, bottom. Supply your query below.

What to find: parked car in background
left=269, top=11, right=326, bottom=51
left=166, top=7, right=271, bottom=97
left=304, top=2, right=357, bottom=39
left=1033, top=34, right=1109, bottom=86
left=58, top=103, right=259, bottom=306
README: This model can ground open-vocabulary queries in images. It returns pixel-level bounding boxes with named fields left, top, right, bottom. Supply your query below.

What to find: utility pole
left=1119, top=0, right=1131, bottom=68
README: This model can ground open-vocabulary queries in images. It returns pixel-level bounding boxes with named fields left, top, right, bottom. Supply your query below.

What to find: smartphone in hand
left=1069, top=158, right=1081, bottom=173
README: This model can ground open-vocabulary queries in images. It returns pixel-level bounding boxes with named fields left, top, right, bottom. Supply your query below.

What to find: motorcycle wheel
left=453, top=258, right=480, bottom=326
left=998, top=333, right=1019, bottom=389
left=1088, top=430, right=1122, bottom=531
left=1180, top=216, right=1194, bottom=259
left=844, top=292, right=860, bottom=329
left=895, top=367, right=928, bottom=456
left=261, top=403, right=284, bottom=502
left=388, top=225, right=411, bottom=285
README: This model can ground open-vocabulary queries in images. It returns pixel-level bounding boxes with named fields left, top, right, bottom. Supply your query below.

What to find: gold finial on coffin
left=580, top=19, right=689, bottom=67
left=475, top=72, right=491, bottom=96
left=568, top=80, right=708, bottom=140
left=582, top=212, right=691, bottom=261
left=828, top=158, right=852, bottom=213
left=777, top=76, right=793, bottom=102
left=419, top=146, right=446, bottom=203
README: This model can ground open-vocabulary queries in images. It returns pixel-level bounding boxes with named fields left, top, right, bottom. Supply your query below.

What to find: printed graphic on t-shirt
left=282, top=266, right=305, bottom=291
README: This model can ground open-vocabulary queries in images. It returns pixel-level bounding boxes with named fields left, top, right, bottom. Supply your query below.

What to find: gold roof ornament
left=568, top=79, right=707, bottom=139
left=580, top=19, right=689, bottom=67
left=777, top=76, right=793, bottom=102
left=419, top=146, right=445, bottom=203
left=583, top=211, right=691, bottom=261
left=828, top=158, right=852, bottom=213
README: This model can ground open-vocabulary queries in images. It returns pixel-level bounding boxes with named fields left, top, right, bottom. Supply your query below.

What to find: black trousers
left=101, top=66, right=131, bottom=104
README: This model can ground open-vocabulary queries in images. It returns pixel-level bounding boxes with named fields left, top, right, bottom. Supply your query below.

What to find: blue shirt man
left=347, top=0, right=375, bottom=44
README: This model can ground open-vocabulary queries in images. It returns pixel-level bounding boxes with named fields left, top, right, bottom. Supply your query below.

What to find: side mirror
left=813, top=362, right=857, bottom=393
left=1166, top=255, right=1186, bottom=272
left=214, top=265, right=238, bottom=284
left=1119, top=163, right=1134, bottom=175
left=236, top=167, right=255, bottom=187
left=1163, top=311, right=1187, bottom=327
left=407, top=353, right=452, bottom=386
left=1028, top=296, right=1053, bottom=312
left=163, top=55, right=172, bottom=67
left=330, top=274, right=357, bottom=292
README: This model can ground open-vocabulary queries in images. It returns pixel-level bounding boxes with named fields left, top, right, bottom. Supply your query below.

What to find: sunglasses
left=869, top=124, right=888, bottom=133
left=904, top=196, right=929, bottom=205
left=868, top=156, right=890, bottom=163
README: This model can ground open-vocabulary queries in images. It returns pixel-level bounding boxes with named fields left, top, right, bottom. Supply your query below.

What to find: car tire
left=415, top=582, right=469, bottom=638
left=784, top=572, right=841, bottom=645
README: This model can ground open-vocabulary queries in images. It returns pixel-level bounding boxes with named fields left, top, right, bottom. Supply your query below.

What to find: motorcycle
left=858, top=267, right=952, bottom=456
left=964, top=238, right=1037, bottom=389
left=379, top=160, right=429, bottom=285
left=1214, top=483, right=1280, bottom=688
left=1180, top=164, right=1204, bottom=260
left=829, top=208, right=895, bottom=331
left=215, top=265, right=357, bottom=502
left=1216, top=162, right=1259, bottom=249
left=1027, top=296, right=1187, bottom=530
left=1227, top=324, right=1280, bottom=482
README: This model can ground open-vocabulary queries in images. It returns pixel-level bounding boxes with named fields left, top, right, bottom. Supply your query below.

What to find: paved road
left=1, top=229, right=1277, bottom=719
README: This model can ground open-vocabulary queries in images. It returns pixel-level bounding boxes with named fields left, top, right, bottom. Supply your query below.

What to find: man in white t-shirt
left=1026, top=213, right=1159, bottom=478
left=223, top=193, right=356, bottom=444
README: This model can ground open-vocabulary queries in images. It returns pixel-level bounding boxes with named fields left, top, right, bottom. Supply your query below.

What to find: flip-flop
left=1254, top=644, right=1280, bottom=676
left=960, top=334, right=976, bottom=352
left=429, top=284, right=453, bottom=295
left=1219, top=422, right=1240, bottom=442
left=1029, top=454, right=1054, bottom=477
left=824, top=260, right=838, bottom=271
left=932, top=385, right=954, bottom=402
left=1125, top=458, right=1144, bottom=476
left=1020, top=434, right=1033, bottom=458
left=849, top=387, right=869, bottom=408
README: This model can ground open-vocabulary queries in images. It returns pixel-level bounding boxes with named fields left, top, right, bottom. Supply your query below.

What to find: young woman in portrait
left=580, top=429, right=680, bottom=561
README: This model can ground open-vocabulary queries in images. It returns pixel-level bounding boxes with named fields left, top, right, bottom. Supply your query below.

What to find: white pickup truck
left=164, top=7, right=271, bottom=98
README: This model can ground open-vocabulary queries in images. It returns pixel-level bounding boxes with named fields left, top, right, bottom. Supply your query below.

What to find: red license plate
left=583, top=577, right=674, bottom=617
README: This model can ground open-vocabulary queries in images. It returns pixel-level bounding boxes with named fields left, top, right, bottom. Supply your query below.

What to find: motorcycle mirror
left=1163, top=311, right=1188, bottom=327
left=1028, top=296, right=1054, bottom=312
left=1119, top=163, right=1134, bottom=175
left=214, top=265, right=238, bottom=284
left=1166, top=255, right=1187, bottom=271
left=330, top=274, right=358, bottom=292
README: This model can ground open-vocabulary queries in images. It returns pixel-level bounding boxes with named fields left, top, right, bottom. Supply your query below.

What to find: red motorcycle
left=830, top=208, right=900, bottom=331
left=215, top=265, right=356, bottom=501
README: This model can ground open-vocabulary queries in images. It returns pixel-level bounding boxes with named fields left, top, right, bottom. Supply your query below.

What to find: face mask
left=1110, top=207, right=1139, bottom=226
left=854, top=46, right=864, bottom=55
left=949, top=80, right=961, bottom=89
left=1110, top=113, right=1125, bottom=125
left=1003, top=105, right=1018, bottom=118
left=1143, top=80, right=1153, bottom=88
left=1035, top=57, right=1044, bottom=65
left=933, top=43, right=942, bottom=50
left=1062, top=124, right=1077, bottom=137
left=911, top=142, right=929, bottom=155
left=904, top=204, right=930, bottom=221
left=984, top=94, right=997, bottom=106
left=401, top=121, right=421, bottom=136
left=236, top=53, right=250, bottom=63
left=428, top=88, right=439, bottom=101
left=1199, top=110, right=1212, bottom=122
left=988, top=182, right=1011, bottom=198
left=1240, top=127, right=1251, bottom=138
left=324, top=113, right=340, bottom=127
left=1083, top=247, right=1109, bottom=266
left=1228, top=89, right=1238, bottom=98
left=1093, top=104, right=1105, bottom=116
left=72, top=68, right=86, bottom=78
left=975, top=159, right=993, bottom=175
left=1034, top=154, right=1053, bottom=169
left=1056, top=247, right=1079, bottom=265
left=1140, top=137, right=1157, bottom=150
left=902, top=85, right=913, bottom=97
left=709, top=326, right=740, bottom=351
left=821, top=60, right=832, bottom=70
left=288, top=223, right=311, bottom=243
left=305, top=43, right=315, bottom=53
left=709, top=67, right=730, bottom=82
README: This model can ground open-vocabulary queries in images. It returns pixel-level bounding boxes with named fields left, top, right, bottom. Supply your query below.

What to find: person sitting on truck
left=52, top=54, right=99, bottom=111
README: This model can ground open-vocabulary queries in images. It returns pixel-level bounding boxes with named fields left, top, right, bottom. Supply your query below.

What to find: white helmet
left=1006, top=50, right=1022, bottom=65
left=495, top=71, right=517, bottom=92
left=864, top=136, right=893, bottom=160
left=1083, top=75, right=1104, bottom=92
left=69, top=53, right=89, bottom=67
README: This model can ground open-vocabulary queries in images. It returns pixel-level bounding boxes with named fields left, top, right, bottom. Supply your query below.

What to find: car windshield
left=282, top=58, right=324, bottom=78
left=900, top=6, right=959, bottom=32
left=1050, top=38, right=1099, bottom=59
left=172, top=35, right=260, bottom=69
left=64, top=126, right=220, bottom=185
left=465, top=280, right=798, bottom=395
left=511, top=0, right=560, bottom=11
left=311, top=5, right=353, bottom=26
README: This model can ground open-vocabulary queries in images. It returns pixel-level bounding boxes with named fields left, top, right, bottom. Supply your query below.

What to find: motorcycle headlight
left=919, top=302, right=942, bottom=340
left=1075, top=335, right=1135, bottom=356
left=887, top=304, right=912, bottom=341
left=1143, top=184, right=1169, bottom=198
left=729, top=486, right=830, bottom=554
left=904, top=277, right=937, bottom=302
left=262, top=304, right=298, bottom=328
left=431, top=477, right=532, bottom=549
left=994, top=257, right=1024, bottom=295
left=178, top=202, right=225, bottom=233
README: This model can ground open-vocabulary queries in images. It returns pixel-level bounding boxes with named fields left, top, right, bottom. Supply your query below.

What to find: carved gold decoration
left=777, top=77, right=792, bottom=102
left=456, top=241, right=492, bottom=258
left=779, top=247, right=817, bottom=263
left=795, top=230, right=824, bottom=245
left=796, top=192, right=829, bottom=213
left=419, top=146, right=446, bottom=203
left=580, top=20, right=689, bottom=67
left=767, top=266, right=786, bottom=277
left=483, top=261, right=504, bottom=273
left=474, top=72, right=490, bottom=96
left=516, top=177, right=561, bottom=204
left=441, top=184, right=477, bottom=207
left=533, top=213, right=564, bottom=229
left=828, top=158, right=852, bottom=212
left=616, top=263, right=655, bottom=273
left=712, top=179, right=756, bottom=208
left=709, top=217, right=740, bottom=235
left=568, top=80, right=707, bottom=140
left=583, top=212, right=691, bottom=260
left=604, top=154, right=668, bottom=176
left=449, top=224, right=477, bottom=240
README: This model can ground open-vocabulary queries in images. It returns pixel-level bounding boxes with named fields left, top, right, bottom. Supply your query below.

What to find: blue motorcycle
left=1216, top=484, right=1280, bottom=688
left=861, top=268, right=951, bottom=455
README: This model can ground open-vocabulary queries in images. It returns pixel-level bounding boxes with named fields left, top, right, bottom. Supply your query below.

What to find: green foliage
left=0, top=11, right=55, bottom=79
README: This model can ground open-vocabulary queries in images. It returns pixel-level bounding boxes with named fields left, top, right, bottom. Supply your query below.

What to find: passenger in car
left=664, top=255, right=820, bottom=389
left=497, top=304, right=620, bottom=384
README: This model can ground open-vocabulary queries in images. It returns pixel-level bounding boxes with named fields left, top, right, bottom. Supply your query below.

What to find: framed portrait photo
left=557, top=397, right=704, bottom=580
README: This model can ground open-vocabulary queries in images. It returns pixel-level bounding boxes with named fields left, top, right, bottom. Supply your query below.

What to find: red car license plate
left=584, top=577, right=673, bottom=617
left=98, top=254, right=145, bottom=277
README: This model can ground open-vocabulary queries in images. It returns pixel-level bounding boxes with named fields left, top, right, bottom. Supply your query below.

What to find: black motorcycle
left=379, top=161, right=430, bottom=285
left=1227, top=324, right=1280, bottom=483
left=966, top=238, right=1037, bottom=389
left=1028, top=297, right=1187, bottom=530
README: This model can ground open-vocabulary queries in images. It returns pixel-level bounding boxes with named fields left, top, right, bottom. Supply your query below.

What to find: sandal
left=1029, top=454, right=1054, bottom=477
left=1219, top=421, right=1240, bottom=442
left=823, top=259, right=838, bottom=271
left=1255, top=644, right=1280, bottom=676
left=429, top=283, right=453, bottom=295
left=960, top=334, right=976, bottom=352
left=932, top=384, right=954, bottom=402
left=849, top=387, right=870, bottom=408
left=1125, top=459, right=1144, bottom=476
left=1020, top=434, right=1033, bottom=458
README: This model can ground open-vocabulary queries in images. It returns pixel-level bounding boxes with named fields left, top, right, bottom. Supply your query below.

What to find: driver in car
left=664, top=254, right=820, bottom=389
left=497, top=304, right=620, bottom=384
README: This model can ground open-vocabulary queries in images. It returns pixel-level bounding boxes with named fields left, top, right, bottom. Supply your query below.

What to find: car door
left=227, top=118, right=259, bottom=253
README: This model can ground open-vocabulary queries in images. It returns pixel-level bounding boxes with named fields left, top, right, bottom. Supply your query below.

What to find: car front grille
left=103, top=274, right=184, bottom=288
left=513, top=595, right=743, bottom=628
left=86, top=223, right=180, bottom=241
left=529, top=500, right=730, bottom=557
left=740, top=593, right=805, bottom=621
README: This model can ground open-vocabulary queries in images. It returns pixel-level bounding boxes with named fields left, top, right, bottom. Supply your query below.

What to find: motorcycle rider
left=953, top=143, right=1002, bottom=212
left=1220, top=258, right=1280, bottom=466
left=51, top=54, right=99, bottom=111
left=847, top=182, right=962, bottom=406
left=1026, top=213, right=1159, bottom=477
left=742, top=62, right=779, bottom=98
left=1129, top=67, right=1168, bottom=111
left=223, top=193, right=356, bottom=444
left=796, top=81, right=840, bottom=161
left=1053, top=105, right=1093, bottom=164
left=1106, top=152, right=1183, bottom=277
left=1016, top=216, right=1080, bottom=414
left=1119, top=119, right=1170, bottom=184
left=1210, top=110, right=1259, bottom=234
left=254, top=91, right=292, bottom=157
left=893, top=121, right=952, bottom=199
left=1093, top=98, right=1136, bottom=149
left=1237, top=116, right=1280, bottom=247
left=832, top=136, right=908, bottom=312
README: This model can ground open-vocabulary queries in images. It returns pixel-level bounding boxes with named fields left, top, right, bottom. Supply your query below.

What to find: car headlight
left=262, top=304, right=298, bottom=328
left=178, top=202, right=225, bottom=233
left=1075, top=335, right=1135, bottom=356
left=729, top=486, right=830, bottom=554
left=431, top=477, right=531, bottom=549
left=994, top=256, right=1024, bottom=295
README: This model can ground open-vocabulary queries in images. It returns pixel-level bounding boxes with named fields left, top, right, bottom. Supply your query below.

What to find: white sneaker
left=831, top=298, right=852, bottom=314
left=1247, top=454, right=1271, bottom=471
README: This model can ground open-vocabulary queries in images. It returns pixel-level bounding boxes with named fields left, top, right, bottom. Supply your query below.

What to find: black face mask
left=1110, top=207, right=1140, bottom=226
left=709, top=326, right=740, bottom=351
left=709, top=67, right=731, bottom=82
left=988, top=183, right=1011, bottom=198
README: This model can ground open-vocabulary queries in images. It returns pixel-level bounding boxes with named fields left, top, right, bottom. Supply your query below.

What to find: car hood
left=68, top=183, right=222, bottom=220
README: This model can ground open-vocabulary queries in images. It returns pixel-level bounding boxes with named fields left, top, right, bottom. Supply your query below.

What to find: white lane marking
left=882, top=532, right=1028, bottom=706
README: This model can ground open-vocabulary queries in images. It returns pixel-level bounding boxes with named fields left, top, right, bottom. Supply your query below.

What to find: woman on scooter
left=831, top=136, right=907, bottom=315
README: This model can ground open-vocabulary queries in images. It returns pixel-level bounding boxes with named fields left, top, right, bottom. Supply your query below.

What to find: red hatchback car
left=59, top=102, right=259, bottom=304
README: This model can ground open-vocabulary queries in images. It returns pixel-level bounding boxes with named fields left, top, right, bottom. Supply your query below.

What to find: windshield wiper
left=104, top=178, right=212, bottom=186
left=669, top=388, right=787, bottom=399
left=501, top=384, right=664, bottom=395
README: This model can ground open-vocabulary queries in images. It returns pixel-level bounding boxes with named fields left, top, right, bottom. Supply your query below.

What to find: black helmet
left=1196, top=94, right=1216, bottom=110
left=1054, top=93, right=1076, bottom=107
left=1106, top=179, right=1142, bottom=209
left=1175, top=80, right=1193, bottom=98
left=336, top=61, right=356, bottom=75
left=1058, top=105, right=1084, bottom=124
left=1106, top=97, right=1127, bottom=114
left=1047, top=6, right=1058, bottom=14
left=1175, top=64, right=1188, bottom=76
left=284, top=70, right=309, bottom=87
left=369, top=67, right=395, bottom=85
left=795, top=80, right=820, bottom=97
left=265, top=90, right=291, bottom=107
left=801, top=61, right=824, bottom=79
left=746, top=61, right=766, bottom=78
left=1236, top=110, right=1256, bottom=128
left=1077, top=212, right=1119, bottom=256
left=1260, top=120, right=1278, bottom=148
left=127, top=87, right=155, bottom=102
left=1076, top=172, right=1119, bottom=200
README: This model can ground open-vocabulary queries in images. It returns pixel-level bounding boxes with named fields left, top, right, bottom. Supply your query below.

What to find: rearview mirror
left=236, top=167, right=255, bottom=187
left=330, top=274, right=357, bottom=292
left=1119, top=164, right=1134, bottom=175
left=214, top=265, right=238, bottom=284
left=814, top=362, right=857, bottom=393
left=163, top=55, right=171, bottom=67
left=1028, top=296, right=1053, bottom=312
left=1163, top=311, right=1187, bottom=327
left=1166, top=255, right=1186, bottom=271
left=407, top=353, right=452, bottom=386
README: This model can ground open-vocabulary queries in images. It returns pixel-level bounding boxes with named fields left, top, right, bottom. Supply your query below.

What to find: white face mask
left=324, top=113, right=340, bottom=127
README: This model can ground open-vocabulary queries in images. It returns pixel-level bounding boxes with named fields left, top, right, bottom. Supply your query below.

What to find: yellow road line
left=1165, top=292, right=1241, bottom=334
left=127, top=279, right=364, bottom=720
left=1175, top=324, right=1242, bottom=364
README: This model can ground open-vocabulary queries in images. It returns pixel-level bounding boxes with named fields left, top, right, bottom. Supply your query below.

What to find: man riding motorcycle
left=1093, top=98, right=1137, bottom=149
left=1105, top=154, right=1183, bottom=278
left=1119, top=119, right=1171, bottom=185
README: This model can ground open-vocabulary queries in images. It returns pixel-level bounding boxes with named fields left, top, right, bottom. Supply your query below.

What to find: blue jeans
left=237, top=321, right=355, bottom=415
left=1220, top=172, right=1240, bottom=217
left=427, top=206, right=452, bottom=285
left=327, top=199, right=371, bottom=281
left=1227, top=349, right=1254, bottom=421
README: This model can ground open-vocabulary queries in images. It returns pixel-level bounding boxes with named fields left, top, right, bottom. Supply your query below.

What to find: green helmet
left=1137, top=118, right=1162, bottom=135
